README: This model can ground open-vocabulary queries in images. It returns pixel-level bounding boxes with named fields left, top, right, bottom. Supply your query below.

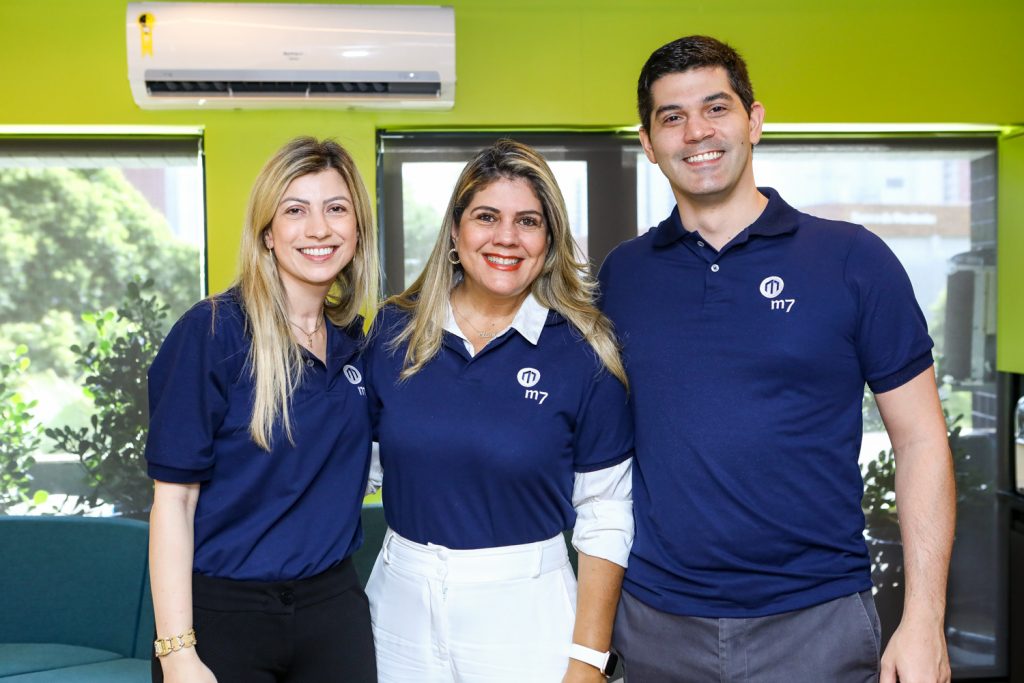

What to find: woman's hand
left=159, top=648, right=218, bottom=683
left=562, top=657, right=607, bottom=683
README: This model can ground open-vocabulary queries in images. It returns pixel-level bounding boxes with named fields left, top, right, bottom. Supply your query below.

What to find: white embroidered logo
left=518, top=367, right=547, bottom=404
left=517, top=367, right=541, bottom=388
left=343, top=365, right=363, bottom=385
left=759, top=276, right=785, bottom=298
left=761, top=276, right=796, bottom=313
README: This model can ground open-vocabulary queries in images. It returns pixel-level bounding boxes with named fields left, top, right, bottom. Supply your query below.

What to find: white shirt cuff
left=365, top=442, right=383, bottom=496
left=571, top=458, right=634, bottom=568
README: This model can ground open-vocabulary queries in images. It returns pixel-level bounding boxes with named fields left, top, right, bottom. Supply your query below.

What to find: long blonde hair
left=388, top=138, right=626, bottom=388
left=236, top=136, right=379, bottom=449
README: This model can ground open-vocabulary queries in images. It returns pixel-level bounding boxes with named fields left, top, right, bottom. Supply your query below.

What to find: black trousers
left=152, top=558, right=377, bottom=683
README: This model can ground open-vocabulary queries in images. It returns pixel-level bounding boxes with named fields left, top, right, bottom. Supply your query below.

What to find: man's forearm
left=875, top=369, right=956, bottom=625
left=894, top=436, right=955, bottom=624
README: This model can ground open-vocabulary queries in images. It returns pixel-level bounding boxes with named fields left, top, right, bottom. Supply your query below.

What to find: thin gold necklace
left=289, top=313, right=324, bottom=348
left=451, top=300, right=513, bottom=339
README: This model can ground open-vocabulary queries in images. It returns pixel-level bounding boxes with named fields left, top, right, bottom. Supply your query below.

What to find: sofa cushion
left=0, top=657, right=148, bottom=682
left=0, top=517, right=150, bottom=658
left=0, top=643, right=120, bottom=676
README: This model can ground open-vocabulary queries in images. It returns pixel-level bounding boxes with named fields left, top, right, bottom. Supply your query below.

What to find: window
left=0, top=136, right=205, bottom=518
left=378, top=133, right=638, bottom=294
left=381, top=132, right=1004, bottom=678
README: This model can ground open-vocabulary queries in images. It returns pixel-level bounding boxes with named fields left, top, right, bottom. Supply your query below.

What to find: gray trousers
left=612, top=590, right=881, bottom=683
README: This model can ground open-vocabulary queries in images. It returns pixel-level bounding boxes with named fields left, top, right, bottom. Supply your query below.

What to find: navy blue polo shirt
left=145, top=290, right=372, bottom=581
left=598, top=188, right=933, bottom=617
left=365, top=304, right=634, bottom=549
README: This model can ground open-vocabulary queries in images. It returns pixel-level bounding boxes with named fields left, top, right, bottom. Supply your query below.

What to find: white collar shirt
left=444, top=292, right=548, bottom=357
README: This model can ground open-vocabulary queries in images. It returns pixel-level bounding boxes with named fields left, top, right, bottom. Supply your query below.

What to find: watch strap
left=569, top=643, right=611, bottom=674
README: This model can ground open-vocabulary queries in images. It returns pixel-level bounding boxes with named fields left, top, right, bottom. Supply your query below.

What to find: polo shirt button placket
left=710, top=263, right=720, bottom=272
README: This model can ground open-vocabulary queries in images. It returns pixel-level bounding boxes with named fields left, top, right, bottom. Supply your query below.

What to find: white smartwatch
left=569, top=643, right=618, bottom=676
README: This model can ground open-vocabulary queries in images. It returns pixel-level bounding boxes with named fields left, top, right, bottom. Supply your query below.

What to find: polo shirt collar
left=232, top=286, right=361, bottom=371
left=651, top=187, right=799, bottom=248
left=445, top=292, right=548, bottom=347
left=325, top=315, right=361, bottom=368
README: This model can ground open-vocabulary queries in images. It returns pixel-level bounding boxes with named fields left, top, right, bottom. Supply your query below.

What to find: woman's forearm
left=149, top=480, right=203, bottom=672
left=569, top=551, right=624, bottom=679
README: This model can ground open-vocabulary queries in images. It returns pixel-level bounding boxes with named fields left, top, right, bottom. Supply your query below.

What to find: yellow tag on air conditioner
left=138, top=12, right=155, bottom=56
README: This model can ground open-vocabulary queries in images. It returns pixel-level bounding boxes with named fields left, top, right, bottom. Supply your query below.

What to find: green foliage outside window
left=862, top=402, right=986, bottom=540
left=0, top=168, right=196, bottom=375
left=0, top=346, right=42, bottom=512
left=45, top=279, right=169, bottom=518
left=0, top=166, right=200, bottom=517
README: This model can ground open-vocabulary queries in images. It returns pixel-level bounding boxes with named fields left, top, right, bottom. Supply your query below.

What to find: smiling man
left=598, top=36, right=955, bottom=682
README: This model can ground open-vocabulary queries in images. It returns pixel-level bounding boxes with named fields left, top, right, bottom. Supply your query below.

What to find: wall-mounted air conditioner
left=126, top=2, right=455, bottom=110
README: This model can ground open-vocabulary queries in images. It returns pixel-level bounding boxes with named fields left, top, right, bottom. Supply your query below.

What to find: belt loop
left=533, top=543, right=544, bottom=578
left=382, top=528, right=393, bottom=565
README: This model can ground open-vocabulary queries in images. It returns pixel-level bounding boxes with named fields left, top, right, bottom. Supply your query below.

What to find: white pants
left=365, top=529, right=578, bottom=682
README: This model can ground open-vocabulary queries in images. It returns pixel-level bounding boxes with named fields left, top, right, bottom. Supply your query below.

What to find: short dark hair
left=637, top=35, right=755, bottom=130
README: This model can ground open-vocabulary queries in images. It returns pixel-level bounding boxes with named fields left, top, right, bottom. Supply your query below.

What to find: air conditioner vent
left=145, top=80, right=442, bottom=98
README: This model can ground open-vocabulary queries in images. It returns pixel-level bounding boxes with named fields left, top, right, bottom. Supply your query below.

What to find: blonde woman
left=146, top=137, right=379, bottom=683
left=365, top=139, right=634, bottom=682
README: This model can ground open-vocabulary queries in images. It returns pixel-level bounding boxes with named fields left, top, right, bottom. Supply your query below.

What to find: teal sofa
left=0, top=508, right=393, bottom=682
left=0, top=516, right=153, bottom=682
left=2, top=508, right=509, bottom=681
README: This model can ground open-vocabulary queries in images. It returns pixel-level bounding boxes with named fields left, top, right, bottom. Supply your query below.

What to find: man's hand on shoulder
left=880, top=614, right=950, bottom=683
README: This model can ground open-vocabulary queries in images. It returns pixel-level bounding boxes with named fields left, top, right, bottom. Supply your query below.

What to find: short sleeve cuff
left=148, top=462, right=214, bottom=484
left=574, top=448, right=634, bottom=474
left=867, top=351, right=934, bottom=394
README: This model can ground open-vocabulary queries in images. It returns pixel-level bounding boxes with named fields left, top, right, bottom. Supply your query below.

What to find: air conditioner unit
left=126, top=2, right=455, bottom=110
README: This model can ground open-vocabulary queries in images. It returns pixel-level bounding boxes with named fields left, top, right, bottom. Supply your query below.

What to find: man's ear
left=638, top=126, right=658, bottom=165
left=748, top=101, right=766, bottom=146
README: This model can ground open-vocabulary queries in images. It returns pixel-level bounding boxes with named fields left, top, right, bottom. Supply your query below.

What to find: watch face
left=605, top=651, right=619, bottom=675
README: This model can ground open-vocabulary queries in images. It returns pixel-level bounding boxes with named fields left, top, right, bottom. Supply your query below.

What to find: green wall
left=999, top=133, right=1024, bottom=372
left=2, top=0, right=1023, bottom=367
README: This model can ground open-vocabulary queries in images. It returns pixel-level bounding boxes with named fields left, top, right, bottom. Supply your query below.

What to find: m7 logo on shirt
left=759, top=276, right=796, bottom=314
left=343, top=364, right=366, bottom=396
left=517, top=367, right=548, bottom=405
